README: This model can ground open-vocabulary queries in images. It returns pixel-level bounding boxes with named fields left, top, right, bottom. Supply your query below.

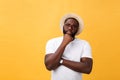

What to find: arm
left=61, top=57, right=93, bottom=74
left=44, top=34, right=73, bottom=71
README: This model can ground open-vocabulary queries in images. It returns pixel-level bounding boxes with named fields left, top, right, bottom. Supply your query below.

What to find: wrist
left=61, top=41, right=68, bottom=47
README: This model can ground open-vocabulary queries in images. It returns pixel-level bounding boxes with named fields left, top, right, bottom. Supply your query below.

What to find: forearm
left=45, top=34, right=73, bottom=70
left=62, top=58, right=93, bottom=74
left=45, top=43, right=67, bottom=70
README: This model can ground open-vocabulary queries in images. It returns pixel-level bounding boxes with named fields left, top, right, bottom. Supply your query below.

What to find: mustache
left=65, top=29, right=72, bottom=32
left=63, top=30, right=76, bottom=37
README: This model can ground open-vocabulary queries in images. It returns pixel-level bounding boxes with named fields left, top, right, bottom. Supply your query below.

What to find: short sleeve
left=45, top=40, right=55, bottom=54
left=81, top=41, right=92, bottom=58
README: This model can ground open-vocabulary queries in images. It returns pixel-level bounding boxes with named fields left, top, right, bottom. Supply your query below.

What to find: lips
left=66, top=30, right=73, bottom=35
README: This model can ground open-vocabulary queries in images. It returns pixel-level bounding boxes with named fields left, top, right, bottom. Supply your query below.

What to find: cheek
left=73, top=28, right=78, bottom=33
left=63, top=26, right=68, bottom=31
left=63, top=27, right=67, bottom=32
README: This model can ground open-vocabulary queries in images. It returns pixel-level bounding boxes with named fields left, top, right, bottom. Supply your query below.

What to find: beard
left=63, top=28, right=77, bottom=38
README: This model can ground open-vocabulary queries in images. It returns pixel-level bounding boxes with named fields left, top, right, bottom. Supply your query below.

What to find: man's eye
left=73, top=25, right=78, bottom=28
left=65, top=24, right=70, bottom=26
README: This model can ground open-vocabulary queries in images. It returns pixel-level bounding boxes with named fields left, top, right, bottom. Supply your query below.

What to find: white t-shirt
left=46, top=36, right=92, bottom=80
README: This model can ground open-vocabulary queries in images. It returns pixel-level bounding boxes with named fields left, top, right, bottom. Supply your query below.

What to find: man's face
left=63, top=18, right=79, bottom=37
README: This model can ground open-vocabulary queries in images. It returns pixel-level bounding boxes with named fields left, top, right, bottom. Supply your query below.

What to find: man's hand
left=62, top=34, right=73, bottom=45
left=62, top=31, right=73, bottom=45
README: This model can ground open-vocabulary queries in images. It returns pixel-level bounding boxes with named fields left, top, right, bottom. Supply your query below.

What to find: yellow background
left=0, top=0, right=120, bottom=80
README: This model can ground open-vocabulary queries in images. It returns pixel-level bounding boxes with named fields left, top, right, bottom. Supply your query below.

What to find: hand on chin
left=66, top=30, right=75, bottom=39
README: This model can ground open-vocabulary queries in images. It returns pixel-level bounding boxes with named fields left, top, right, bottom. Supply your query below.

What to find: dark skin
left=44, top=18, right=93, bottom=74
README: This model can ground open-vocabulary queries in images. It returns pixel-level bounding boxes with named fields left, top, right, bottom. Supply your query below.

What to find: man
left=44, top=13, right=93, bottom=80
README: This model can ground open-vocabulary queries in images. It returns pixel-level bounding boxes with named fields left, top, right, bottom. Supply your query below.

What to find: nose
left=68, top=26, right=72, bottom=30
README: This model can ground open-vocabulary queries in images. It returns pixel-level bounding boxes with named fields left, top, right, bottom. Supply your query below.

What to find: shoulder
left=46, top=36, right=63, bottom=45
left=75, top=38, right=91, bottom=46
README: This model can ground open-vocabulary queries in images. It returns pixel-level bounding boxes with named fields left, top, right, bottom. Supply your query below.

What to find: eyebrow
left=64, top=23, right=78, bottom=28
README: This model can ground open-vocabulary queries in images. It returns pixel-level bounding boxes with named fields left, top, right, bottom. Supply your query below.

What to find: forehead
left=65, top=18, right=79, bottom=25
